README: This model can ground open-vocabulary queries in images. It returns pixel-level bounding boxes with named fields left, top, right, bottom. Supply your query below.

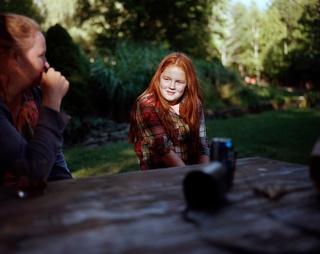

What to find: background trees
left=1, top=0, right=319, bottom=125
left=288, top=0, right=320, bottom=88
left=0, top=0, right=43, bottom=22
left=72, top=0, right=217, bottom=58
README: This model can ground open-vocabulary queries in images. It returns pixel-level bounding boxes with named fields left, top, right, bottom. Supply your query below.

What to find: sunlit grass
left=64, top=108, right=320, bottom=178
left=64, top=142, right=138, bottom=178
left=206, top=108, right=320, bottom=165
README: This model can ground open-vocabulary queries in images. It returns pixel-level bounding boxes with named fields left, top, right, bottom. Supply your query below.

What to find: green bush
left=237, top=87, right=262, bottom=106
left=305, top=90, right=320, bottom=107
left=0, top=0, right=44, bottom=23
left=194, top=57, right=241, bottom=86
left=90, top=40, right=170, bottom=121
left=192, top=57, right=242, bottom=110
left=45, top=24, right=94, bottom=116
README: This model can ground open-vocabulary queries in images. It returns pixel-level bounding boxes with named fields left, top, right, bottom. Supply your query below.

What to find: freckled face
left=159, top=66, right=187, bottom=105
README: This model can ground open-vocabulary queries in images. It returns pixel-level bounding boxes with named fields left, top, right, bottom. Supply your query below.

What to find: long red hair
left=129, top=52, right=203, bottom=163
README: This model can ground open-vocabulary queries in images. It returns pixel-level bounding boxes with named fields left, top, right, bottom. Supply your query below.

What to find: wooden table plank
left=0, top=157, right=319, bottom=254
left=183, top=157, right=320, bottom=253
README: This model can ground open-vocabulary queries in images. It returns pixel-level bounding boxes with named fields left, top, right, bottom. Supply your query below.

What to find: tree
left=0, top=0, right=43, bottom=23
left=45, top=24, right=93, bottom=116
left=216, top=2, right=257, bottom=76
left=269, top=0, right=305, bottom=86
left=260, top=5, right=287, bottom=84
left=262, top=0, right=317, bottom=86
left=288, top=0, right=320, bottom=88
left=210, top=0, right=231, bottom=63
left=36, top=0, right=77, bottom=30
left=74, top=0, right=217, bottom=58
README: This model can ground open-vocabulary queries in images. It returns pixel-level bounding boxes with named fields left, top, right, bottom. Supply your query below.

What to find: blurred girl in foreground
left=0, top=14, right=72, bottom=185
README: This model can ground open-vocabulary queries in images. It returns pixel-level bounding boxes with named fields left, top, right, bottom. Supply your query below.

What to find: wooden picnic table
left=0, top=157, right=319, bottom=254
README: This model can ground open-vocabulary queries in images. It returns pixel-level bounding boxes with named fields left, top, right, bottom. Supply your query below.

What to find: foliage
left=0, top=0, right=44, bottom=23
left=62, top=82, right=308, bottom=148
left=305, top=90, right=320, bottom=108
left=192, top=57, right=242, bottom=109
left=90, top=40, right=170, bottom=121
left=64, top=108, right=320, bottom=177
left=235, top=87, right=261, bottom=106
left=63, top=116, right=125, bottom=146
left=286, top=0, right=320, bottom=88
left=213, top=0, right=320, bottom=90
left=3, top=0, right=320, bottom=121
left=6, top=0, right=320, bottom=88
left=74, top=0, right=216, bottom=58
left=240, top=84, right=306, bottom=108
left=45, top=24, right=94, bottom=116
left=194, top=57, right=241, bottom=86
left=249, top=84, right=299, bottom=99
left=36, top=0, right=77, bottom=30
left=262, top=0, right=319, bottom=88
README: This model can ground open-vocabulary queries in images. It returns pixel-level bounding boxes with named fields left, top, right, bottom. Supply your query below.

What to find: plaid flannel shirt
left=133, top=94, right=210, bottom=170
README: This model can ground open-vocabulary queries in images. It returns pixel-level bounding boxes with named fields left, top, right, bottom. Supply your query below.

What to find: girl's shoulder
left=138, top=93, right=157, bottom=107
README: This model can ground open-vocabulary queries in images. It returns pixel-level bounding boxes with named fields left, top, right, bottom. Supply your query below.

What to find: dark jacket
left=0, top=87, right=72, bottom=182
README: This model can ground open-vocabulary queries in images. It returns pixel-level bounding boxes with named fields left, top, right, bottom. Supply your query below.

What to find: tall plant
left=45, top=24, right=93, bottom=116
left=90, top=40, right=169, bottom=121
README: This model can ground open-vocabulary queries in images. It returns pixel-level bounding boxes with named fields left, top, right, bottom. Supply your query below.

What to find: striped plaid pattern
left=15, top=89, right=39, bottom=141
left=133, top=94, right=210, bottom=170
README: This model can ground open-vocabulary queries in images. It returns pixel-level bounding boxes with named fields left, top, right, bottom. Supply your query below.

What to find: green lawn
left=64, top=108, right=320, bottom=178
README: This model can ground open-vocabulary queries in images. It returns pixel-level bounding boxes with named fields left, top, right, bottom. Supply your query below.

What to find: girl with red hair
left=0, top=14, right=72, bottom=185
left=129, top=52, right=210, bottom=170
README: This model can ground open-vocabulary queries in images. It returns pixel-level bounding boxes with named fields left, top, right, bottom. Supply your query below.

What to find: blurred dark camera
left=183, top=162, right=231, bottom=209
left=182, top=138, right=236, bottom=210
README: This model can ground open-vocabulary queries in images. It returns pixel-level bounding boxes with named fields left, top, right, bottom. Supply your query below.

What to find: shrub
left=90, top=40, right=170, bottom=121
left=45, top=24, right=94, bottom=116
left=305, top=90, right=320, bottom=108
left=192, top=57, right=242, bottom=110
left=236, top=87, right=261, bottom=106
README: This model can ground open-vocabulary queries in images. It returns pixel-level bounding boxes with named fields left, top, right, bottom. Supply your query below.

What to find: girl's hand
left=40, top=67, right=69, bottom=112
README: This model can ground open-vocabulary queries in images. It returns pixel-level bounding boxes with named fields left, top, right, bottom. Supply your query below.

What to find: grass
left=64, top=142, right=137, bottom=178
left=64, top=108, right=320, bottom=178
left=206, top=108, right=319, bottom=165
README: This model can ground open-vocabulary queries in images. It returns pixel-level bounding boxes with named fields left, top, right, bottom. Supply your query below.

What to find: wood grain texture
left=1, top=157, right=319, bottom=254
